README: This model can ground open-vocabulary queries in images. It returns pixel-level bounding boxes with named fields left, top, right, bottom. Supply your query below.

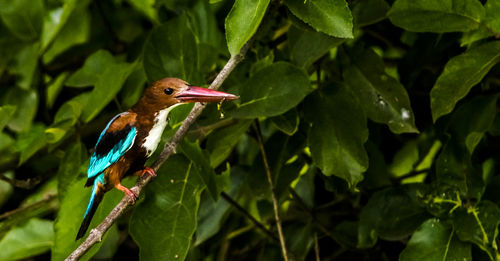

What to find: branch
left=220, top=192, right=279, bottom=243
left=253, top=120, right=289, bottom=261
left=66, top=40, right=254, bottom=261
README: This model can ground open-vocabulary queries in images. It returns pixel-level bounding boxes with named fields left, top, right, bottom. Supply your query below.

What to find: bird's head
left=135, top=78, right=238, bottom=112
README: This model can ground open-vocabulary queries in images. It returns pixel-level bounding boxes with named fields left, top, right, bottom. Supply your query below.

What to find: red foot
left=115, top=183, right=138, bottom=204
left=140, top=167, right=157, bottom=178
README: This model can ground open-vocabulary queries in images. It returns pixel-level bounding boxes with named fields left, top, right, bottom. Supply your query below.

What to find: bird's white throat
left=142, top=103, right=182, bottom=157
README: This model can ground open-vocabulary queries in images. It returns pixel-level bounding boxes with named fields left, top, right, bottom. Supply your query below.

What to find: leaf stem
left=253, top=120, right=289, bottom=261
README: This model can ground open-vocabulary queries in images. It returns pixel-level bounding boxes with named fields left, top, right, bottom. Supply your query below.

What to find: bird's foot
left=115, top=183, right=138, bottom=204
left=140, top=167, right=157, bottom=178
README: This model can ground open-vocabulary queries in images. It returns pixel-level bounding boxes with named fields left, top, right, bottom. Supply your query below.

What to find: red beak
left=175, top=86, right=238, bottom=103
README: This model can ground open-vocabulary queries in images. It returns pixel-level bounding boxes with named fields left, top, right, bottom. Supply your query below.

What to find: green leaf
left=0, top=218, right=54, bottom=261
left=46, top=72, right=69, bottom=109
left=126, top=0, right=159, bottom=24
left=143, top=14, right=200, bottom=83
left=388, top=0, right=485, bottom=33
left=449, top=95, right=497, bottom=154
left=0, top=0, right=44, bottom=41
left=130, top=155, right=204, bottom=261
left=431, top=41, right=500, bottom=121
left=81, top=61, right=135, bottom=123
left=284, top=0, right=353, bottom=38
left=352, top=0, right=390, bottom=27
left=0, top=105, right=16, bottom=132
left=179, top=140, right=218, bottom=200
left=43, top=6, right=91, bottom=64
left=230, top=62, right=312, bottom=119
left=40, top=0, right=78, bottom=52
left=13, top=42, right=40, bottom=90
left=3, top=88, right=38, bottom=132
left=16, top=124, right=47, bottom=165
left=52, top=177, right=131, bottom=260
left=289, top=25, right=344, bottom=68
left=270, top=108, right=299, bottom=136
left=305, top=85, right=368, bottom=186
left=343, top=46, right=418, bottom=134
left=53, top=94, right=86, bottom=128
left=207, top=120, right=252, bottom=167
left=400, top=218, right=471, bottom=261
left=484, top=0, right=500, bottom=33
left=195, top=167, right=245, bottom=245
left=454, top=201, right=500, bottom=260
left=65, top=50, right=115, bottom=88
left=57, top=142, right=86, bottom=199
left=358, top=187, right=429, bottom=248
left=225, top=0, right=270, bottom=56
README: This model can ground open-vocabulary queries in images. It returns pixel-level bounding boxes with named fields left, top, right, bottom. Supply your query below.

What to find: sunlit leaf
left=225, top=0, right=270, bottom=56
left=285, top=0, right=353, bottom=38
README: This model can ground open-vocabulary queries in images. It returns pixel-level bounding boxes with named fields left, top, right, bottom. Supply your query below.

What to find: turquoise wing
left=87, top=112, right=137, bottom=179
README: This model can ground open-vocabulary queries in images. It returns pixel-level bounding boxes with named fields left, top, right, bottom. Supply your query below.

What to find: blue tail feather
left=76, top=179, right=104, bottom=240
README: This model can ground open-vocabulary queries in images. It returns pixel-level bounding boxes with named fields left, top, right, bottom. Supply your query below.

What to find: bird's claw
left=141, top=167, right=157, bottom=178
left=115, top=183, right=138, bottom=204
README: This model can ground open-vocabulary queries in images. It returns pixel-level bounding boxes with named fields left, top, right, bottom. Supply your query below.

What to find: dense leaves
left=1, top=0, right=500, bottom=260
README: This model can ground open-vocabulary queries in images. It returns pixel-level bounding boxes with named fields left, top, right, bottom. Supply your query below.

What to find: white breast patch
left=142, top=104, right=182, bottom=157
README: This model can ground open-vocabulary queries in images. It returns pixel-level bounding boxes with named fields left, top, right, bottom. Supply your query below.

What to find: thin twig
left=0, top=173, right=42, bottom=189
left=0, top=194, right=56, bottom=220
left=314, top=232, right=320, bottom=261
left=221, top=192, right=279, bottom=243
left=65, top=38, right=255, bottom=261
left=253, top=120, right=289, bottom=261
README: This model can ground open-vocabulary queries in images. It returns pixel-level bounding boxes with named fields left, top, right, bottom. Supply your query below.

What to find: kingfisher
left=76, top=78, right=238, bottom=240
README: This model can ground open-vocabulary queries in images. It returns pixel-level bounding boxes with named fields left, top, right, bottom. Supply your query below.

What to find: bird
left=76, top=78, right=238, bottom=240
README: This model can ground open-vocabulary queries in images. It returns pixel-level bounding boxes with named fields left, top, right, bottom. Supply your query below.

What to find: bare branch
left=253, top=120, right=289, bottom=261
left=66, top=40, right=254, bottom=261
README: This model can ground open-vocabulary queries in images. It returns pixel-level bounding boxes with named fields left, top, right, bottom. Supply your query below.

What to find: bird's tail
left=76, top=182, right=104, bottom=240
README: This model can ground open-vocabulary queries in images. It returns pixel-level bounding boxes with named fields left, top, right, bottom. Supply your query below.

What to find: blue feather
left=87, top=113, right=137, bottom=179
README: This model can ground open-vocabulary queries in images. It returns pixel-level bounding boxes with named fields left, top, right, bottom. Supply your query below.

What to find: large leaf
left=358, top=187, right=429, bottom=248
left=15, top=123, right=47, bottom=165
left=343, top=46, right=418, bottom=134
left=81, top=61, right=135, bottom=122
left=13, top=42, right=39, bottom=90
left=285, top=0, right=353, bottom=38
left=43, top=6, right=91, bottom=64
left=388, top=0, right=485, bottom=33
left=0, top=105, right=16, bottom=132
left=0, top=218, right=54, bottom=261
left=430, top=41, right=500, bottom=121
left=289, top=26, right=344, bottom=68
left=305, top=84, right=368, bottom=186
left=0, top=0, right=44, bottom=41
left=400, top=218, right=471, bottom=261
left=65, top=50, right=115, bottom=88
left=3, top=88, right=38, bottom=133
left=52, top=177, right=131, bottom=260
left=130, top=155, right=204, bottom=261
left=352, top=0, right=390, bottom=27
left=230, top=62, right=312, bottom=119
left=206, top=120, right=252, bottom=167
left=225, top=0, right=270, bottom=56
left=40, top=0, right=78, bottom=52
left=143, top=14, right=200, bottom=83
left=179, top=140, right=218, bottom=200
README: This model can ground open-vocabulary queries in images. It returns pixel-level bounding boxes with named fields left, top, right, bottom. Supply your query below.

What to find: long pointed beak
left=175, top=86, right=238, bottom=103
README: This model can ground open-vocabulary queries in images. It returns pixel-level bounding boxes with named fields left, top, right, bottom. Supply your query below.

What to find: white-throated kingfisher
left=76, top=78, right=237, bottom=240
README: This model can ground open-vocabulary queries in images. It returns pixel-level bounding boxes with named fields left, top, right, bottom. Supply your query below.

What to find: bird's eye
left=164, top=88, right=174, bottom=95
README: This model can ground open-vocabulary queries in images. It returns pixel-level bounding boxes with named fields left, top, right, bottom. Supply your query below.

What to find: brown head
left=131, top=78, right=238, bottom=114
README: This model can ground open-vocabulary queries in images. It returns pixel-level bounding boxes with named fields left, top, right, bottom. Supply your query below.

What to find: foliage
left=0, top=0, right=499, bottom=260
